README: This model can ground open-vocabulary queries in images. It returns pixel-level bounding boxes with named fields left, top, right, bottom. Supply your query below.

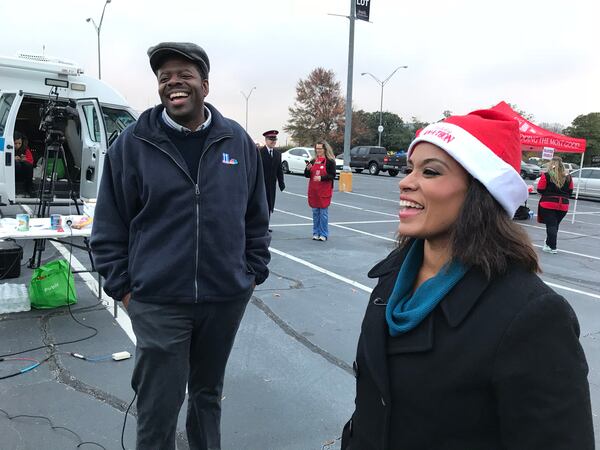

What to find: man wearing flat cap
left=91, top=42, right=271, bottom=450
left=259, top=129, right=285, bottom=229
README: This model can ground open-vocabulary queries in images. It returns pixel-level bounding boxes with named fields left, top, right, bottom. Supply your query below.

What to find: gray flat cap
left=147, top=42, right=210, bottom=78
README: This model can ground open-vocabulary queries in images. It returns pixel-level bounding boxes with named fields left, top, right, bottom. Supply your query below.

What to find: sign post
left=356, top=0, right=371, bottom=22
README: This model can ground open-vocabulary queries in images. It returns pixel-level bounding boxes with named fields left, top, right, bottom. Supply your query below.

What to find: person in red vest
left=14, top=131, right=35, bottom=196
left=304, top=141, right=336, bottom=241
left=536, top=156, right=573, bottom=254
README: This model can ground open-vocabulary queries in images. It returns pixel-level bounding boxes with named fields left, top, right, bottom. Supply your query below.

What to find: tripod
left=28, top=131, right=82, bottom=268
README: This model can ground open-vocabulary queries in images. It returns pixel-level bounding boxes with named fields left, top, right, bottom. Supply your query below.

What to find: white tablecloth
left=0, top=216, right=92, bottom=240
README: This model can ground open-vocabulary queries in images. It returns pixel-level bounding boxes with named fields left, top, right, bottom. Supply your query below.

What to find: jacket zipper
left=194, top=135, right=229, bottom=302
left=134, top=135, right=202, bottom=301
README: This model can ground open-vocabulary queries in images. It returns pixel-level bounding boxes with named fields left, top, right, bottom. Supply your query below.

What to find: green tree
left=353, top=110, right=414, bottom=151
left=563, top=113, right=600, bottom=166
left=285, top=68, right=345, bottom=148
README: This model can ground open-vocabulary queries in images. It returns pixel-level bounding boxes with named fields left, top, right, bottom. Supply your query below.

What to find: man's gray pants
left=127, top=296, right=250, bottom=450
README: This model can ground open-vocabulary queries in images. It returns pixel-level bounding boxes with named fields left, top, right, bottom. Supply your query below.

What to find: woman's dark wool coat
left=342, top=246, right=594, bottom=450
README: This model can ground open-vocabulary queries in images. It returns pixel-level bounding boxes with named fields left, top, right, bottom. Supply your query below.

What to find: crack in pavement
left=250, top=295, right=353, bottom=376
left=269, top=270, right=305, bottom=289
left=38, top=309, right=191, bottom=450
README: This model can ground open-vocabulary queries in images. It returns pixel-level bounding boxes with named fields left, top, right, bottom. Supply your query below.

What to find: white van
left=0, top=53, right=138, bottom=205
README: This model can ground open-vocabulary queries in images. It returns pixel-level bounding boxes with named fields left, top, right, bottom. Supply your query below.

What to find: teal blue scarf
left=386, top=240, right=467, bottom=336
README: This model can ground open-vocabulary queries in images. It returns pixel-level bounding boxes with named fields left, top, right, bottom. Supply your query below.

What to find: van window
left=82, top=104, right=102, bottom=142
left=102, top=107, right=136, bottom=136
left=0, top=93, right=16, bottom=136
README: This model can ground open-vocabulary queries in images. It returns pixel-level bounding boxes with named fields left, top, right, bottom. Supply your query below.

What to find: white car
left=281, top=147, right=344, bottom=177
left=534, top=167, right=600, bottom=199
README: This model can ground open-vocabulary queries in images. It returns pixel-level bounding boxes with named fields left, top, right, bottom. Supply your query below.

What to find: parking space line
left=283, top=190, right=398, bottom=217
left=269, top=247, right=373, bottom=293
left=49, top=240, right=136, bottom=344
left=275, top=208, right=397, bottom=242
left=519, top=223, right=600, bottom=242
left=531, top=243, right=600, bottom=261
left=271, top=246, right=600, bottom=302
left=271, top=219, right=399, bottom=228
left=543, top=281, right=600, bottom=300
left=338, top=191, right=398, bottom=203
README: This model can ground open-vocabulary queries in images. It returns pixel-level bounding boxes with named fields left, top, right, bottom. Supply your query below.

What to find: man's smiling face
left=157, top=56, right=209, bottom=130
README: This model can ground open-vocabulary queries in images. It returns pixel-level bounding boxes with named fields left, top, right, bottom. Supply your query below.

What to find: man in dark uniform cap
left=259, top=130, right=285, bottom=230
left=91, top=41, right=270, bottom=450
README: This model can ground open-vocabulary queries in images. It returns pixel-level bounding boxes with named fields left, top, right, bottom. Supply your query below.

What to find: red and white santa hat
left=407, top=109, right=528, bottom=217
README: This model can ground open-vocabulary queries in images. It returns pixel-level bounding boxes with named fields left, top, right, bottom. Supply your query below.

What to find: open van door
left=76, top=98, right=107, bottom=200
left=0, top=90, right=24, bottom=204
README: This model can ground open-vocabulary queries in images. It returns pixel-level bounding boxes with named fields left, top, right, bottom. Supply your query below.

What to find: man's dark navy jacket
left=90, top=103, right=271, bottom=304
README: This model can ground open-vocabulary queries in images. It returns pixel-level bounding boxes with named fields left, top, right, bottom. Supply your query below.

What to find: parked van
left=0, top=53, right=138, bottom=205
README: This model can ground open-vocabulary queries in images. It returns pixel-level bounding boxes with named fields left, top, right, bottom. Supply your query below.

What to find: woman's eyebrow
left=408, top=157, right=450, bottom=169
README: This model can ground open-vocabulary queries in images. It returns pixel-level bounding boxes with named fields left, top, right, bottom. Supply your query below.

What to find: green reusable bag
left=29, top=260, right=77, bottom=309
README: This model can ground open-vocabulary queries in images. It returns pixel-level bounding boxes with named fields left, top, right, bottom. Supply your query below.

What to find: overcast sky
left=1, top=0, right=598, bottom=145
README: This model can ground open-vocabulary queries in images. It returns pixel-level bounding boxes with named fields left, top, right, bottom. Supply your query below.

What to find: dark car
left=520, top=161, right=541, bottom=180
left=382, top=151, right=407, bottom=177
left=349, top=146, right=388, bottom=175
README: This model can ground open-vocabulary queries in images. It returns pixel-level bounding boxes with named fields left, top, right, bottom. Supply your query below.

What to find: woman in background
left=536, top=156, right=573, bottom=254
left=304, top=141, right=336, bottom=241
left=14, top=131, right=34, bottom=196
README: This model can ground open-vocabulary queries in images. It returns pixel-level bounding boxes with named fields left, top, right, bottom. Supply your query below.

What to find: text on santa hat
left=422, top=128, right=455, bottom=143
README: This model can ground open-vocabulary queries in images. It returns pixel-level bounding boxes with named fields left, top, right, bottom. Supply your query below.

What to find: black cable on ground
left=0, top=407, right=107, bottom=449
left=121, top=392, right=137, bottom=450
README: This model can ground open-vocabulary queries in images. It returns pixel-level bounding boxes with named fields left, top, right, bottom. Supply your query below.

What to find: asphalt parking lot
left=1, top=170, right=599, bottom=449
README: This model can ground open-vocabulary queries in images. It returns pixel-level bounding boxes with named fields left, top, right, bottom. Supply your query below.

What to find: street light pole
left=241, top=87, right=256, bottom=132
left=361, top=65, right=408, bottom=147
left=86, top=0, right=112, bottom=79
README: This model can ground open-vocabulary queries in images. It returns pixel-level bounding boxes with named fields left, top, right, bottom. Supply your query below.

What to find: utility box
left=0, top=240, right=23, bottom=279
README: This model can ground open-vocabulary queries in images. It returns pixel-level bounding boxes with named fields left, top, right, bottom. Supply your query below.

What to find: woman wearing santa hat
left=341, top=109, right=593, bottom=450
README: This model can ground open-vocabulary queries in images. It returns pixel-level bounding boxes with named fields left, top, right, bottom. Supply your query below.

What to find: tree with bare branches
left=285, top=68, right=345, bottom=149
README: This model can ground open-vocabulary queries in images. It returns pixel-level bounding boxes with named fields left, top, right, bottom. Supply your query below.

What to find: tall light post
left=86, top=0, right=112, bottom=79
left=361, top=65, right=408, bottom=147
left=241, top=87, right=256, bottom=132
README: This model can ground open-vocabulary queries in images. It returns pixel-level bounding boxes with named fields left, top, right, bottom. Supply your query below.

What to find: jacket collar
left=132, top=103, right=233, bottom=153
left=368, top=241, right=491, bottom=329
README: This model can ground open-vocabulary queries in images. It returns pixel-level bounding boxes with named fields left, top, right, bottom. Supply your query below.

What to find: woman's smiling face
left=398, top=142, right=470, bottom=244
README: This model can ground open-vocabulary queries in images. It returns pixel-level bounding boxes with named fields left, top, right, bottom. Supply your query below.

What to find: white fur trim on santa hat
left=408, top=122, right=528, bottom=217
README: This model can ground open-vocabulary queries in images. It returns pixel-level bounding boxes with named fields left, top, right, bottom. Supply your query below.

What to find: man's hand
left=279, top=183, right=285, bottom=191
left=122, top=292, right=131, bottom=309
left=313, top=176, right=321, bottom=182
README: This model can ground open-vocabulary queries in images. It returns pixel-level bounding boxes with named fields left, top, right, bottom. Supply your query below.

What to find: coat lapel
left=360, top=247, right=406, bottom=401
left=359, top=245, right=491, bottom=401
left=439, top=267, right=490, bottom=328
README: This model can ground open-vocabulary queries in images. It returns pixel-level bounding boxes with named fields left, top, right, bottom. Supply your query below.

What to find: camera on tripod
left=39, top=98, right=78, bottom=143
left=34, top=90, right=80, bottom=206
